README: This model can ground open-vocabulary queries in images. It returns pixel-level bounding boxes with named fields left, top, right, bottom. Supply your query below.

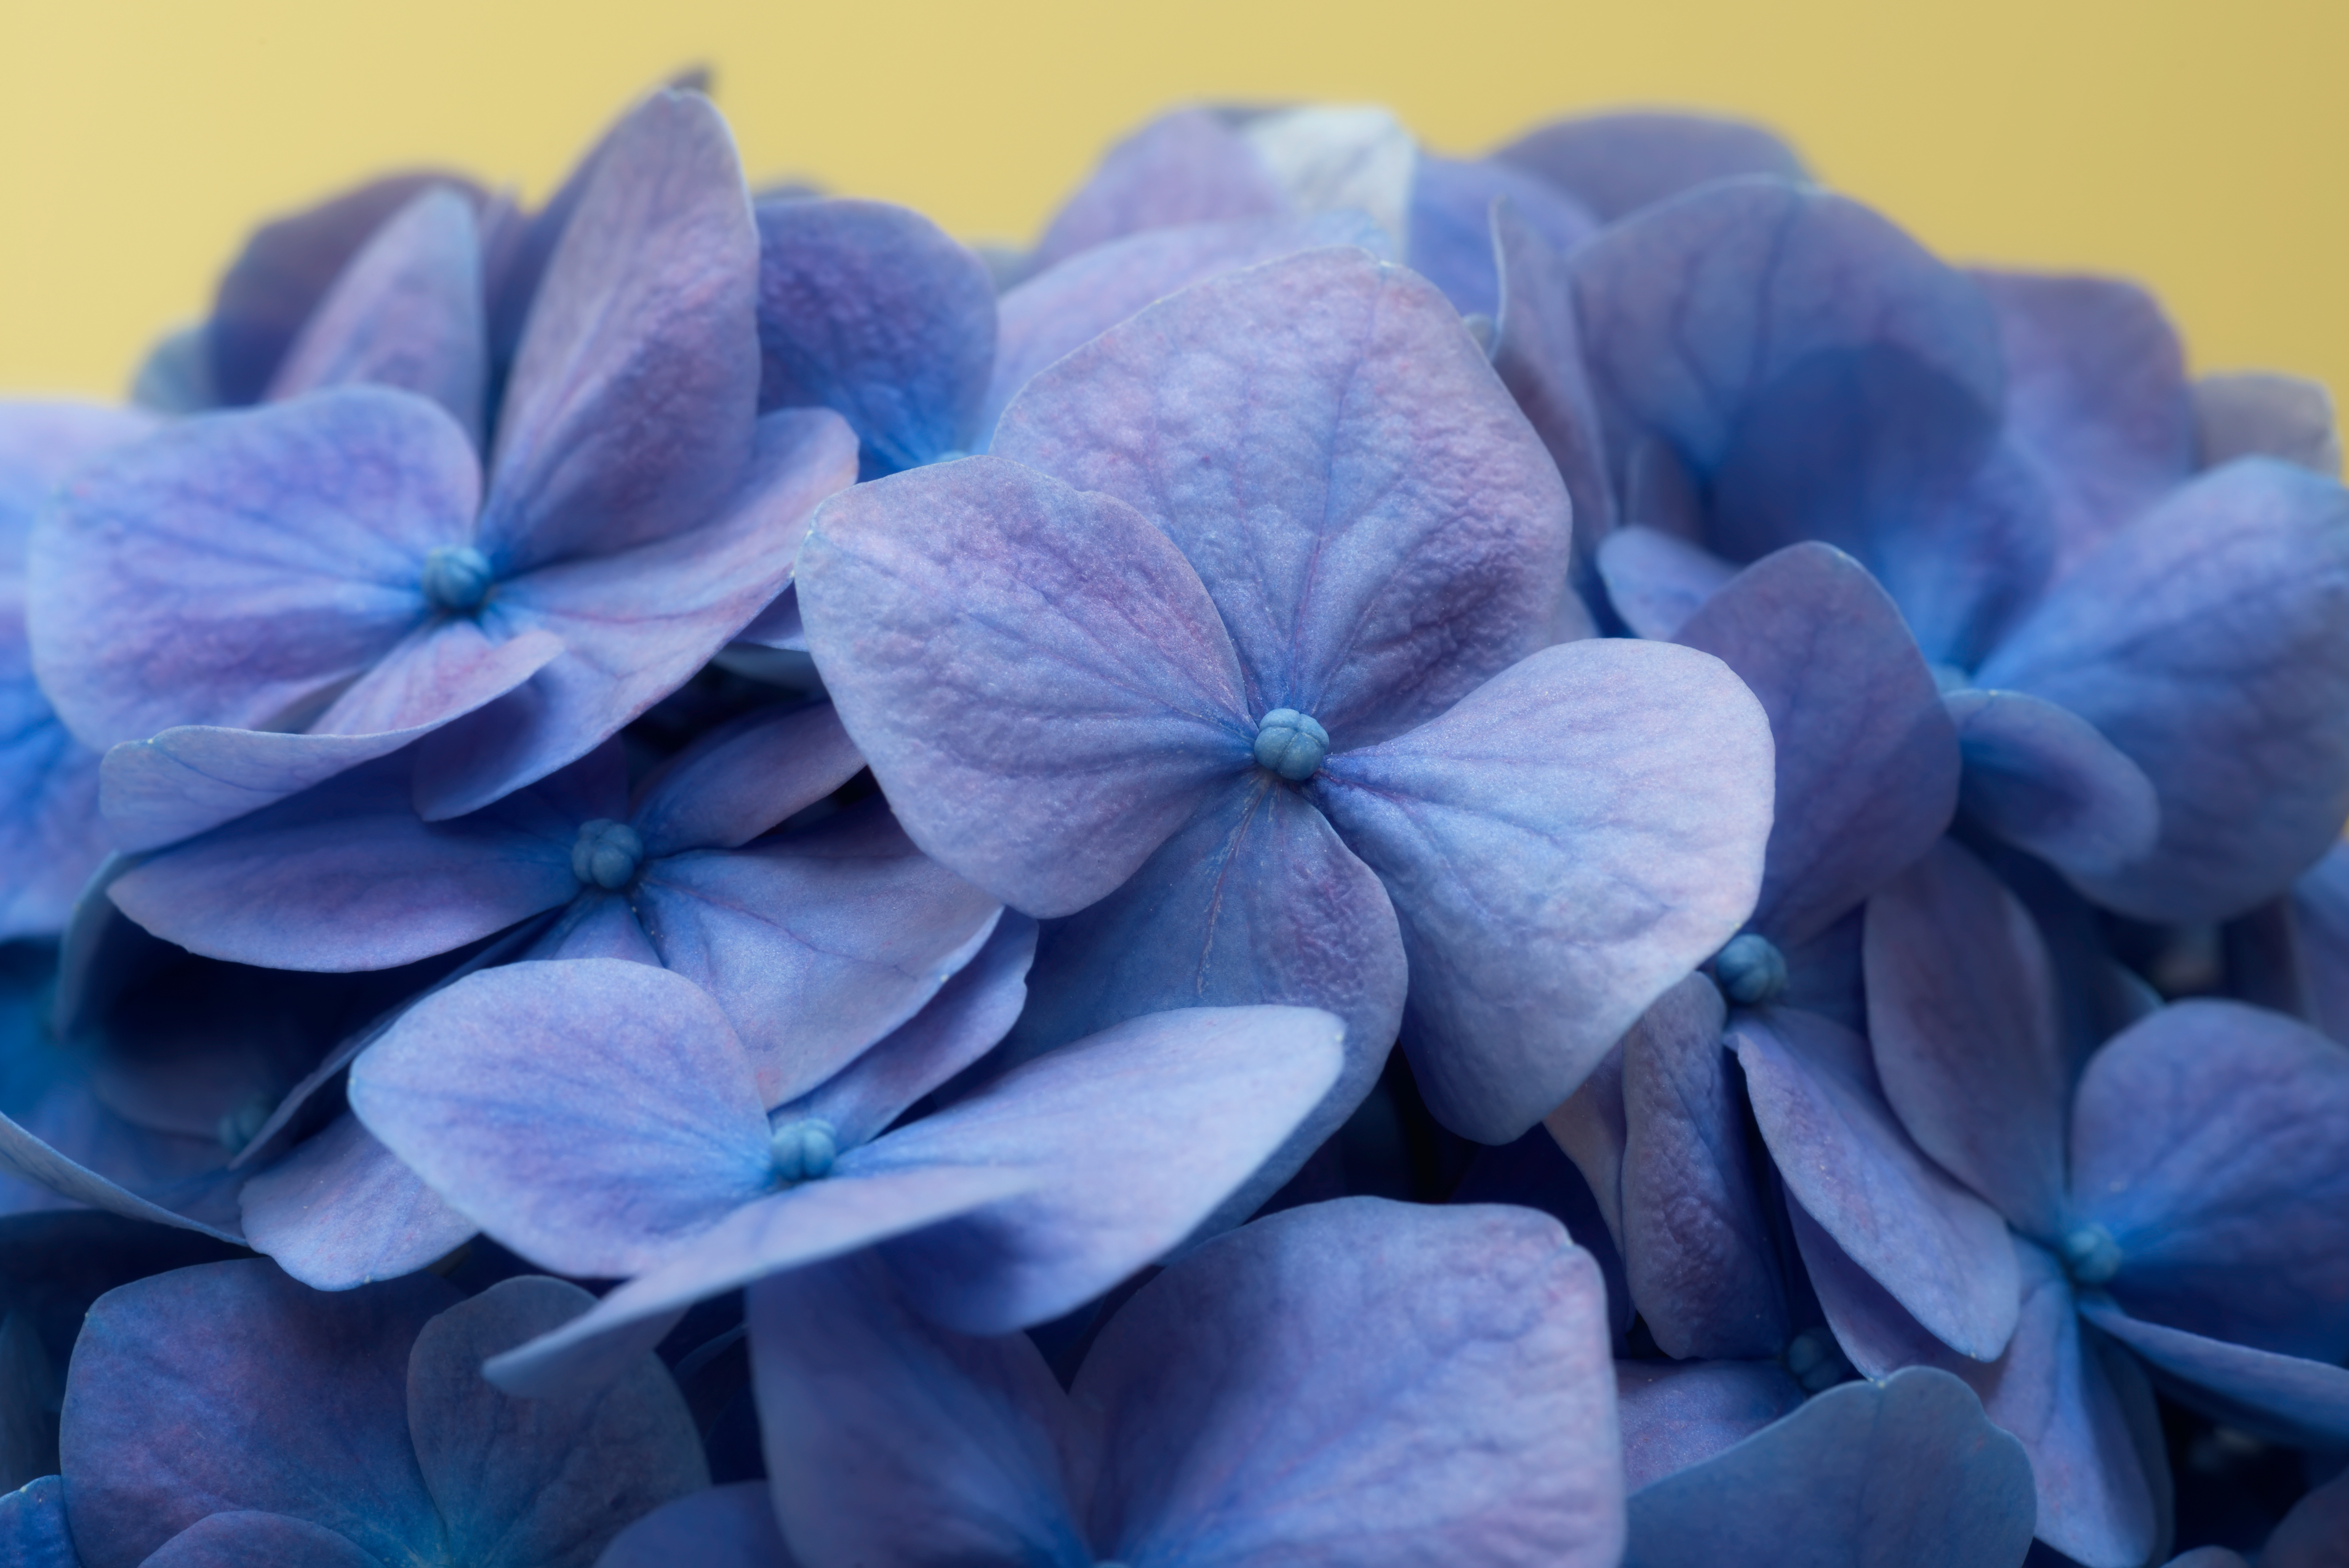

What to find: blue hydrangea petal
left=237, top=1113, right=474, bottom=1292
left=1618, top=976, right=1788, bottom=1359
left=2194, top=371, right=2341, bottom=476
left=475, top=91, right=759, bottom=573
left=1976, top=458, right=2349, bottom=921
left=347, top=960, right=773, bottom=1278
left=414, top=406, right=857, bottom=820
left=1081, top=1199, right=1622, bottom=1567
left=1541, top=1041, right=1628, bottom=1251
left=1594, top=524, right=1739, bottom=640
left=28, top=387, right=479, bottom=752
left=797, top=455, right=1252, bottom=918
left=1733, top=1008, right=2020, bottom=1360
left=524, top=890, right=662, bottom=965
left=599, top=1484, right=795, bottom=1568
left=626, top=700, right=864, bottom=859
left=1314, top=638, right=1773, bottom=1142
left=1864, top=839, right=2074, bottom=1239
left=857, top=1005, right=1345, bottom=1336
left=1027, top=108, right=1287, bottom=276
left=2291, top=841, right=2349, bottom=1045
left=0, top=1108, right=240, bottom=1247
left=97, top=626, right=565, bottom=854
left=1942, top=687, right=2161, bottom=882
left=264, top=187, right=488, bottom=446
left=980, top=210, right=1392, bottom=448
left=728, top=579, right=804, bottom=652
left=1407, top=153, right=1597, bottom=319
left=778, top=914, right=1036, bottom=1152
left=1675, top=543, right=1959, bottom=948
left=1489, top=198, right=1616, bottom=558
left=2076, top=1297, right=2349, bottom=1450
left=993, top=246, right=1573, bottom=750
left=140, top=1512, right=379, bottom=1567
left=0, top=401, right=158, bottom=555
left=107, top=746, right=600, bottom=971
left=1621, top=1365, right=2035, bottom=1568
left=748, top=1257, right=1090, bottom=1568
left=2068, top=999, right=2349, bottom=1363
left=634, top=803, right=1005, bottom=1109
left=0, top=1476, right=77, bottom=1568
left=0, top=628, right=102, bottom=941
left=1494, top=111, right=1808, bottom=223
left=1793, top=1210, right=2161, bottom=1568
left=58, top=1259, right=454, bottom=1568
left=1615, top=1360, right=1806, bottom=1493
left=2263, top=1463, right=2349, bottom=1566
left=754, top=198, right=996, bottom=472
left=408, top=1277, right=706, bottom=1564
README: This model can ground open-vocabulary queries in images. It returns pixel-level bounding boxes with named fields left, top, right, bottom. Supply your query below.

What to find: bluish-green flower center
left=1253, top=709, right=1330, bottom=781
left=571, top=819, right=644, bottom=891
left=421, top=544, right=494, bottom=613
left=770, top=1117, right=839, bottom=1184
left=2063, top=1224, right=2123, bottom=1285
left=1714, top=932, right=1788, bottom=1006
left=1783, top=1325, right=1852, bottom=1394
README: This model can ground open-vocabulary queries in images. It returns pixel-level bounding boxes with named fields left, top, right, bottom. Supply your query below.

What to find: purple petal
left=635, top=803, right=1005, bottom=1107
left=1795, top=1213, right=2160, bottom=1568
left=29, top=388, right=477, bottom=751
left=59, top=1260, right=453, bottom=1568
left=0, top=1108, right=239, bottom=1246
left=407, top=1276, right=706, bottom=1562
left=484, top=1164, right=1034, bottom=1399
left=2078, top=1297, right=2349, bottom=1450
left=1083, top=1198, right=1624, bottom=1567
left=107, top=745, right=597, bottom=970
left=1977, top=458, right=2349, bottom=920
left=0, top=1476, right=78, bottom=1568
left=1409, top=154, right=1597, bottom=320
left=867, top=1005, right=1349, bottom=1335
left=981, top=210, right=1392, bottom=447
left=347, top=960, right=772, bottom=1277
left=1028, top=107, right=1286, bottom=275
left=1942, top=686, right=2161, bottom=881
left=627, top=700, right=864, bottom=858
left=600, top=1485, right=793, bottom=1568
left=1973, top=270, right=2195, bottom=576
left=729, top=579, right=804, bottom=651
left=779, top=913, right=1037, bottom=1150
left=1542, top=1043, right=1628, bottom=1251
left=994, top=246, right=1573, bottom=748
left=1863, top=839, right=2072, bottom=1237
left=1675, top=543, right=1959, bottom=946
left=1622, top=1363, right=2036, bottom=1568
left=754, top=197, right=995, bottom=469
left=1615, top=1360, right=1805, bottom=1493
left=2194, top=371, right=2342, bottom=476
left=528, top=890, right=663, bottom=965
left=797, top=454, right=1252, bottom=917
left=265, top=186, right=488, bottom=445
left=97, top=626, right=563, bottom=853
left=141, top=1513, right=377, bottom=1568
left=1006, top=779, right=1405, bottom=1222
left=0, top=401, right=158, bottom=552
left=1594, top=524, right=1738, bottom=640
left=416, top=405, right=857, bottom=819
left=2069, top=999, right=2349, bottom=1363
left=1618, top=975, right=1787, bottom=1358
left=1314, top=638, right=1773, bottom=1141
left=477, top=91, right=759, bottom=571
left=0, top=609, right=103, bottom=940
left=1733, top=1007, right=2020, bottom=1360
left=1494, top=111, right=1808, bottom=222
left=747, top=1257, right=1087, bottom=1568
left=238, top=1113, right=474, bottom=1291
left=1490, top=198, right=1617, bottom=554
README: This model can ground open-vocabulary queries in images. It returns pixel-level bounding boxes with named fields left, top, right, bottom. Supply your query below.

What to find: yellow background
left=1, top=0, right=2339, bottom=403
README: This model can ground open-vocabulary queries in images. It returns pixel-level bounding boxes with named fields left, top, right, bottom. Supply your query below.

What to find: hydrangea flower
left=798, top=243, right=1775, bottom=1171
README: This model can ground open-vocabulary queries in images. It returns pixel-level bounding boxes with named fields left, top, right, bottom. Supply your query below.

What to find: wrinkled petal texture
left=238, top=1112, right=476, bottom=1291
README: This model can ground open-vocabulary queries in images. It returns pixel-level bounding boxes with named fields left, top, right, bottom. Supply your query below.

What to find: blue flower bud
left=1714, top=932, right=1788, bottom=1006
left=1783, top=1326, right=1852, bottom=1394
left=421, top=544, right=494, bottom=613
left=770, top=1117, right=839, bottom=1184
left=570, top=819, right=645, bottom=891
left=216, top=1095, right=273, bottom=1153
left=1253, top=708, right=1330, bottom=782
left=2062, top=1224, right=2124, bottom=1285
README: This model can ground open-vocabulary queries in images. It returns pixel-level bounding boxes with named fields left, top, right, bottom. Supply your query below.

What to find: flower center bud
left=570, top=819, right=644, bottom=891
left=216, top=1094, right=275, bottom=1153
left=1782, top=1326, right=1852, bottom=1394
left=1713, top=932, right=1788, bottom=1006
left=770, top=1117, right=839, bottom=1184
left=2062, top=1223, right=2124, bottom=1285
left=1253, top=708, right=1330, bottom=782
left=421, top=544, right=494, bottom=613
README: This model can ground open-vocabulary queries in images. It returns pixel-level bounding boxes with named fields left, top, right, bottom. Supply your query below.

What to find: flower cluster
left=1, top=83, right=2346, bottom=1567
